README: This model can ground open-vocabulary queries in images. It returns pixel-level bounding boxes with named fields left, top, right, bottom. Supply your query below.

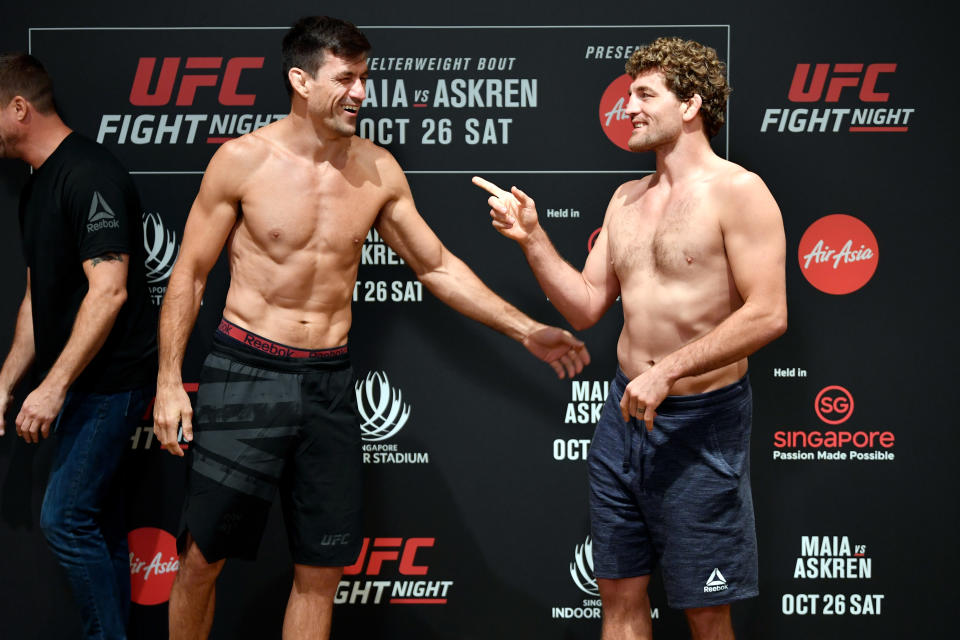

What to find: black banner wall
left=1, top=2, right=955, bottom=638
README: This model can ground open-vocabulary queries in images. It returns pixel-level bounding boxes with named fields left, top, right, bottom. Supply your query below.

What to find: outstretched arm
left=473, top=176, right=620, bottom=330
left=619, top=172, right=788, bottom=428
left=154, top=143, right=242, bottom=455
left=376, top=160, right=590, bottom=378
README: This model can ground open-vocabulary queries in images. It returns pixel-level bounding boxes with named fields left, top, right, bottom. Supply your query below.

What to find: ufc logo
left=129, top=56, right=264, bottom=106
left=343, top=537, right=434, bottom=576
left=788, top=63, right=897, bottom=103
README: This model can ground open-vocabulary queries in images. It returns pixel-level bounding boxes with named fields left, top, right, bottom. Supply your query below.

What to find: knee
left=685, top=604, right=732, bottom=640
left=292, top=565, right=343, bottom=597
left=175, top=541, right=223, bottom=588
left=598, top=576, right=650, bottom=616
left=39, top=500, right=74, bottom=551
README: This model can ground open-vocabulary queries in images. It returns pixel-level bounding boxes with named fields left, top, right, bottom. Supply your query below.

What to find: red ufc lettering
left=129, top=56, right=264, bottom=106
left=342, top=537, right=435, bottom=576
left=788, top=63, right=897, bottom=103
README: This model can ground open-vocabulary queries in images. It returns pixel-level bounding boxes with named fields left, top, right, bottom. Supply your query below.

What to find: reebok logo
left=704, top=568, right=729, bottom=593
left=87, top=192, right=120, bottom=232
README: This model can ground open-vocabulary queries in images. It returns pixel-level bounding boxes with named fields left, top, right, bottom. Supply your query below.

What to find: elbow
left=767, top=303, right=788, bottom=341
left=568, top=310, right=600, bottom=332
left=92, top=284, right=127, bottom=316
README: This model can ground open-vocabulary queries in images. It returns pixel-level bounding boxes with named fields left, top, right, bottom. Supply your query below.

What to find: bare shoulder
left=357, top=138, right=410, bottom=195
left=708, top=160, right=773, bottom=200
left=203, top=129, right=274, bottom=194
left=707, top=160, right=783, bottom=230
left=610, top=175, right=653, bottom=209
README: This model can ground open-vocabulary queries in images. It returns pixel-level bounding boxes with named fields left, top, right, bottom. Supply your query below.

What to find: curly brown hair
left=625, top=37, right=731, bottom=138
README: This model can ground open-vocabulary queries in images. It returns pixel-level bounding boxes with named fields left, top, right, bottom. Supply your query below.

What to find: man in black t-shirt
left=0, top=53, right=157, bottom=639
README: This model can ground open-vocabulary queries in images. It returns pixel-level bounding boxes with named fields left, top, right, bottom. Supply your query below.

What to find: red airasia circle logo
left=588, top=227, right=602, bottom=252
left=798, top=214, right=878, bottom=295
left=599, top=75, right=634, bottom=151
left=128, top=527, right=179, bottom=605
left=815, top=385, right=854, bottom=425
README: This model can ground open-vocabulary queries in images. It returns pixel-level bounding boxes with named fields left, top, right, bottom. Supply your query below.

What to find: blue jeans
left=39, top=387, right=151, bottom=640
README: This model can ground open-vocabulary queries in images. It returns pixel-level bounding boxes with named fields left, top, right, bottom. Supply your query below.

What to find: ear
left=681, top=93, right=703, bottom=122
left=10, top=96, right=30, bottom=123
left=288, top=67, right=310, bottom=100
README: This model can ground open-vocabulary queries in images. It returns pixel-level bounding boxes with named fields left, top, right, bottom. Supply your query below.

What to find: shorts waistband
left=613, top=368, right=750, bottom=411
left=213, top=319, right=349, bottom=371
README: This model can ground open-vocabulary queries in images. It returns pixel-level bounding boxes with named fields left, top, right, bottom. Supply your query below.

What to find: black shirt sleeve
left=65, top=164, right=135, bottom=261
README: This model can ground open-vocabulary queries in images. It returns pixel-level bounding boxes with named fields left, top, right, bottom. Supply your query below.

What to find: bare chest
left=608, top=193, right=723, bottom=279
left=237, top=161, right=385, bottom=254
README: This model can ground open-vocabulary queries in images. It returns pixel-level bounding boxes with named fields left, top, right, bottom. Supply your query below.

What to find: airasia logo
left=588, top=227, right=602, bottom=252
left=788, top=63, right=896, bottom=103
left=128, top=527, right=179, bottom=605
left=130, top=56, right=264, bottom=106
left=815, top=385, right=854, bottom=425
left=798, top=214, right=878, bottom=295
left=598, top=75, right=633, bottom=151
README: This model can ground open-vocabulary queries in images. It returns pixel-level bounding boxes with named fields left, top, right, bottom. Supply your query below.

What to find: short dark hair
left=0, top=53, right=55, bottom=114
left=281, top=16, right=371, bottom=96
left=625, top=37, right=731, bottom=138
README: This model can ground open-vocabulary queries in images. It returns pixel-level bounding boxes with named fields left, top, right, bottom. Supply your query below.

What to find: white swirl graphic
left=355, top=371, right=411, bottom=442
left=142, top=212, right=180, bottom=284
left=570, top=535, right=599, bottom=596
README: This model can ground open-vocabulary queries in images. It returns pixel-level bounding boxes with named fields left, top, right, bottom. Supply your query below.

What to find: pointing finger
left=472, top=176, right=508, bottom=198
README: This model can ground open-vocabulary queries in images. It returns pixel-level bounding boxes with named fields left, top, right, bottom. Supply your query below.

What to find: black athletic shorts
left=181, top=319, right=362, bottom=565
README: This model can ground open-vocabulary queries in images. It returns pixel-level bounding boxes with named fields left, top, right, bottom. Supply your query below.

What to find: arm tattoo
left=91, top=253, right=125, bottom=267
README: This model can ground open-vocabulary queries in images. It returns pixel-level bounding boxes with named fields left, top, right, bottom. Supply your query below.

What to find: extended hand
left=153, top=383, right=193, bottom=457
left=472, top=176, right=540, bottom=244
left=619, top=366, right=673, bottom=431
left=15, top=382, right=66, bottom=443
left=523, top=325, right=591, bottom=379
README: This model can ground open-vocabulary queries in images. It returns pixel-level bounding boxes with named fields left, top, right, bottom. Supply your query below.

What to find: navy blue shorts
left=588, top=369, right=758, bottom=609
left=181, top=320, right=362, bottom=566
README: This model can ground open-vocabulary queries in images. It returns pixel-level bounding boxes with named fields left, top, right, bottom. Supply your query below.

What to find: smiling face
left=623, top=69, right=685, bottom=153
left=298, top=51, right=368, bottom=138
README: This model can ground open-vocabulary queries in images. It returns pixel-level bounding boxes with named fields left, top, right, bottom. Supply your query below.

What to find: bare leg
left=685, top=604, right=734, bottom=640
left=281, top=564, right=343, bottom=640
left=598, top=575, right=653, bottom=640
left=169, top=535, right=224, bottom=640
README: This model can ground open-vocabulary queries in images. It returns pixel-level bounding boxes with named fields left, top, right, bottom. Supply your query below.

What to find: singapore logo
left=355, top=371, right=411, bottom=442
left=142, top=212, right=180, bottom=283
left=570, top=536, right=599, bottom=596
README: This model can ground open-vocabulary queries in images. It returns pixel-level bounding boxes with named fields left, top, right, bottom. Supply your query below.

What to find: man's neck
left=653, top=132, right=717, bottom=186
left=20, top=116, right=72, bottom=169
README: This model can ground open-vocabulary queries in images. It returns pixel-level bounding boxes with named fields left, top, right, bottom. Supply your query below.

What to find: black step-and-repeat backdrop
left=0, top=3, right=955, bottom=639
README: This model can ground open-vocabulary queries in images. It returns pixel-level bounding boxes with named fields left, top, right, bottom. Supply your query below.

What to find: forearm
left=157, top=270, right=205, bottom=386
left=42, top=286, right=126, bottom=392
left=521, top=227, right=603, bottom=329
left=656, top=299, right=787, bottom=385
left=0, top=297, right=36, bottom=395
left=418, top=249, right=539, bottom=342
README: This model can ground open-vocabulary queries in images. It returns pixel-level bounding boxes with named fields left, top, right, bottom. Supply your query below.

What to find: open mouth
left=342, top=105, right=359, bottom=114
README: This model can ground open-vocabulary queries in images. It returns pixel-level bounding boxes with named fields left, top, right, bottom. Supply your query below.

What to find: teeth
left=343, top=106, right=358, bottom=113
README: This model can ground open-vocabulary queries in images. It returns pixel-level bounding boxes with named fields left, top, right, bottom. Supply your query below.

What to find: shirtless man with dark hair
left=152, top=16, right=589, bottom=640
left=475, top=36, right=786, bottom=640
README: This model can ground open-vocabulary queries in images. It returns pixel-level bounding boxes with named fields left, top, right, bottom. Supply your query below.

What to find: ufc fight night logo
left=97, top=54, right=285, bottom=146
left=761, top=63, right=915, bottom=133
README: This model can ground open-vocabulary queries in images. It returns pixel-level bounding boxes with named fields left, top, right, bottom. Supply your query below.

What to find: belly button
left=686, top=256, right=694, bottom=264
